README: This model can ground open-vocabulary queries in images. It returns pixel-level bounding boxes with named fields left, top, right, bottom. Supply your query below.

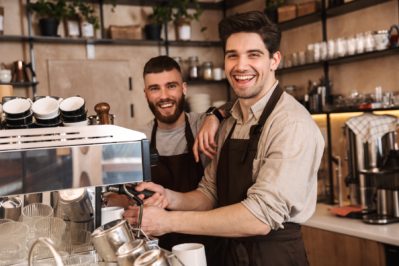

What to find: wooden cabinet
left=302, top=226, right=386, bottom=266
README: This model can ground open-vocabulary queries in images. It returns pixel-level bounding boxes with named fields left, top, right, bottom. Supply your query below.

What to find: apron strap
left=150, top=114, right=203, bottom=169
left=241, top=86, right=284, bottom=162
left=150, top=118, right=159, bottom=155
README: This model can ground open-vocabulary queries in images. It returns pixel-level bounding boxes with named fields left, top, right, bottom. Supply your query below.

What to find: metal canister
left=116, top=239, right=149, bottom=266
left=133, top=249, right=170, bottom=266
left=92, top=219, right=135, bottom=262
left=57, top=188, right=93, bottom=222
left=0, top=197, right=22, bottom=221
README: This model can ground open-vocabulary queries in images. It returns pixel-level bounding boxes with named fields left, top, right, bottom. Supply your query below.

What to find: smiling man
left=138, top=55, right=223, bottom=265
left=125, top=12, right=325, bottom=266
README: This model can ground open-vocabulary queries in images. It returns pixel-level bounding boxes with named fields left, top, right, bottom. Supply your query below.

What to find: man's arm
left=193, top=102, right=233, bottom=162
left=133, top=202, right=271, bottom=237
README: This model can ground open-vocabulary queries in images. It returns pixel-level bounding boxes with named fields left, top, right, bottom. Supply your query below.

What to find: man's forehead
left=225, top=32, right=267, bottom=51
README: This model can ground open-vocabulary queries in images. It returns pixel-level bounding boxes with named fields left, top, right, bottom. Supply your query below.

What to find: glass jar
left=201, top=61, right=213, bottom=80
left=188, top=56, right=199, bottom=80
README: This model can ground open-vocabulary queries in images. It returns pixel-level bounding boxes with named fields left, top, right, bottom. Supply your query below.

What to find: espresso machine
left=0, top=125, right=152, bottom=263
left=345, top=113, right=399, bottom=224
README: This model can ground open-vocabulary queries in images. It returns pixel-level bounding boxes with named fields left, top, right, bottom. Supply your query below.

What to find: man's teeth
left=235, top=75, right=253, bottom=80
left=159, top=103, right=173, bottom=108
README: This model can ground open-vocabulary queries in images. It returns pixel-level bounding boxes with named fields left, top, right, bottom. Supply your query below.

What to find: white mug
left=172, top=243, right=207, bottom=266
left=101, top=206, right=124, bottom=226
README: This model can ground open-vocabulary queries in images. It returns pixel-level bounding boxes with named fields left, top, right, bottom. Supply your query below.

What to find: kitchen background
left=1, top=0, right=399, bottom=265
left=1, top=0, right=399, bottom=206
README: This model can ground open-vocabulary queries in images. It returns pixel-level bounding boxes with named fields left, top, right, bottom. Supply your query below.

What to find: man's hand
left=135, top=182, right=169, bottom=208
left=123, top=205, right=169, bottom=236
left=193, top=115, right=220, bottom=162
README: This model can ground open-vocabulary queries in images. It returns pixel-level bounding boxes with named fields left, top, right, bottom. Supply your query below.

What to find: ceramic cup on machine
left=2, top=97, right=33, bottom=128
left=32, top=96, right=62, bottom=127
left=59, top=96, right=87, bottom=124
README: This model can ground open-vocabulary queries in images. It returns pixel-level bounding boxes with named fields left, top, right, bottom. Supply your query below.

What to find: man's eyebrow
left=247, top=49, right=264, bottom=54
left=166, top=81, right=179, bottom=86
left=225, top=50, right=236, bottom=55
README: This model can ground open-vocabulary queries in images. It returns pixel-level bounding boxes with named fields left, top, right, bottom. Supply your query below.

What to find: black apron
left=216, top=86, right=309, bottom=266
left=150, top=114, right=222, bottom=266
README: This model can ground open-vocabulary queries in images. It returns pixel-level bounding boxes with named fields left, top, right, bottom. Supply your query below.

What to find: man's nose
left=236, top=56, right=248, bottom=70
left=159, top=87, right=169, bottom=99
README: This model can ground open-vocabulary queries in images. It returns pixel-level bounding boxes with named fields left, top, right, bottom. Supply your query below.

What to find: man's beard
left=148, top=95, right=185, bottom=124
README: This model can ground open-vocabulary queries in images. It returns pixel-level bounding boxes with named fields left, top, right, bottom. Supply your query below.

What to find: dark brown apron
left=150, top=114, right=222, bottom=266
left=216, top=86, right=309, bottom=266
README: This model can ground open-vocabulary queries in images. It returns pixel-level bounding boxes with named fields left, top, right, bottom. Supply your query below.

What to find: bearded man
left=137, top=55, right=223, bottom=265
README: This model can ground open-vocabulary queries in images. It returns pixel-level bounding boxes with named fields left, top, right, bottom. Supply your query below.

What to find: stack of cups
left=32, top=96, right=63, bottom=127
left=59, top=96, right=88, bottom=126
left=2, top=97, right=33, bottom=129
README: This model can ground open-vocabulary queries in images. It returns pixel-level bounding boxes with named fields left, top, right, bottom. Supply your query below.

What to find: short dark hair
left=218, top=11, right=281, bottom=57
left=143, top=56, right=181, bottom=77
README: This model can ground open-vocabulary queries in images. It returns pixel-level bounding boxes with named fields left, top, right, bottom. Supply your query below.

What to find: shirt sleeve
left=241, top=115, right=324, bottom=230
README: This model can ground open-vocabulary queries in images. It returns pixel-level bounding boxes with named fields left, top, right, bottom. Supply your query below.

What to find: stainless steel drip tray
left=0, top=125, right=146, bottom=151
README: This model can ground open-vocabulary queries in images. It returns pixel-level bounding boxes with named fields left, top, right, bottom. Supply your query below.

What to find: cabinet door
left=302, top=226, right=386, bottom=266
left=48, top=60, right=133, bottom=128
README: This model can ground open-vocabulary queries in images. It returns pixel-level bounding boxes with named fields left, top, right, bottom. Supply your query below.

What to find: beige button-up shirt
left=197, top=82, right=325, bottom=230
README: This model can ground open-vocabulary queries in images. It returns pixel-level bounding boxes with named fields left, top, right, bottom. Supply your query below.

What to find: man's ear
left=182, top=82, right=188, bottom=95
left=270, top=51, right=281, bottom=71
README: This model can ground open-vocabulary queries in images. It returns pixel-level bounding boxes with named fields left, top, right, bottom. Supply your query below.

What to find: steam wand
left=106, top=184, right=153, bottom=238
left=122, top=184, right=144, bottom=238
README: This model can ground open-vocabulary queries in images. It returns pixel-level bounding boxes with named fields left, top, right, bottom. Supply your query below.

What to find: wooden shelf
left=279, top=12, right=322, bottom=31
left=328, top=47, right=399, bottom=66
left=92, top=0, right=224, bottom=9
left=277, top=47, right=399, bottom=75
left=0, top=82, right=39, bottom=88
left=0, top=35, right=30, bottom=42
left=326, top=0, right=391, bottom=18
left=4, top=35, right=222, bottom=47
left=277, top=0, right=392, bottom=31
left=277, top=62, right=323, bottom=74
left=168, top=40, right=222, bottom=47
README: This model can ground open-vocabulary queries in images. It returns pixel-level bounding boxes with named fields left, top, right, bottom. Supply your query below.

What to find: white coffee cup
left=172, top=243, right=207, bottom=266
left=32, top=97, right=61, bottom=119
left=101, top=206, right=124, bottom=226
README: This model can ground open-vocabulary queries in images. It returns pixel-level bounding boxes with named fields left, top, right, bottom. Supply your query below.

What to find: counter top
left=304, top=204, right=399, bottom=246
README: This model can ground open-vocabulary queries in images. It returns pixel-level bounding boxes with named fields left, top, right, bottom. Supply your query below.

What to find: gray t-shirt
left=136, top=112, right=209, bottom=166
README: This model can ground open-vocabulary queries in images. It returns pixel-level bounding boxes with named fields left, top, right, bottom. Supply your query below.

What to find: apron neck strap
left=241, top=86, right=284, bottom=162
left=150, top=114, right=196, bottom=157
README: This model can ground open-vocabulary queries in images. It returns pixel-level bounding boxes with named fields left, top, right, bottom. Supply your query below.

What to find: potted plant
left=76, top=1, right=100, bottom=38
left=265, top=0, right=285, bottom=23
left=28, top=0, right=67, bottom=37
left=170, top=0, right=205, bottom=41
left=64, top=1, right=81, bottom=37
left=144, top=4, right=172, bottom=40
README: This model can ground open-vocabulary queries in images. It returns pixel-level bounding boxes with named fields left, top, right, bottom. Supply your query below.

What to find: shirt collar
left=230, top=80, right=279, bottom=123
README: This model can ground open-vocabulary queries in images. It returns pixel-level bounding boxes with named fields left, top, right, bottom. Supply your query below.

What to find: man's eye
left=249, top=53, right=260, bottom=58
left=168, top=84, right=177, bottom=89
left=149, top=87, right=159, bottom=91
